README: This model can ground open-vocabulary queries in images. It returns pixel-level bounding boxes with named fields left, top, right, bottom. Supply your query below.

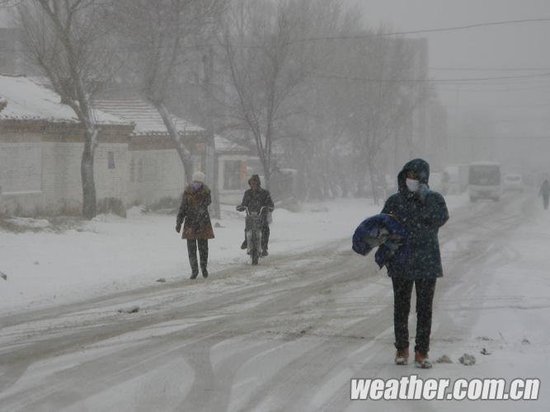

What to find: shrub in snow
left=459, top=353, right=476, bottom=366
left=149, top=197, right=179, bottom=212
left=97, top=198, right=126, bottom=217
left=435, top=355, right=453, bottom=363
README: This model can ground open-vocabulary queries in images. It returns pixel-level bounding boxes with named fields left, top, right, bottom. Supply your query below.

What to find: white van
left=503, top=173, right=524, bottom=192
left=469, top=162, right=502, bottom=202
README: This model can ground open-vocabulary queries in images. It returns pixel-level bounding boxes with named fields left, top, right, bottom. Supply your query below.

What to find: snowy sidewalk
left=0, top=198, right=390, bottom=313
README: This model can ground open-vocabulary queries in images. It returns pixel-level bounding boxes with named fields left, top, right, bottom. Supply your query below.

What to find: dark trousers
left=187, top=239, right=208, bottom=275
left=544, top=195, right=549, bottom=210
left=261, top=224, right=270, bottom=251
left=244, top=224, right=270, bottom=251
left=392, top=277, right=436, bottom=355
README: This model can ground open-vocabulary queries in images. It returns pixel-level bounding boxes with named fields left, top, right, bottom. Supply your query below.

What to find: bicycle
left=238, top=206, right=269, bottom=265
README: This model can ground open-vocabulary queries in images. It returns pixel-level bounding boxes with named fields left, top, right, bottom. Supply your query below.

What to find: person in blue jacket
left=381, top=158, right=449, bottom=368
left=352, top=213, right=410, bottom=269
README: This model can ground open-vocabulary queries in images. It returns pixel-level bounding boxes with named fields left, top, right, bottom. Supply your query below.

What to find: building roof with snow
left=93, top=97, right=204, bottom=136
left=94, top=95, right=248, bottom=153
left=0, top=74, right=128, bottom=125
left=215, top=134, right=250, bottom=153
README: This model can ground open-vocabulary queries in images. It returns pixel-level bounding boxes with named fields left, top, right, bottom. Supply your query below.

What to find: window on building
left=108, top=151, right=115, bottom=169
left=224, top=160, right=242, bottom=190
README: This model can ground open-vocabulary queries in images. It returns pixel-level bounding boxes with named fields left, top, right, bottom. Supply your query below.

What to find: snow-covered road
left=1, top=193, right=549, bottom=411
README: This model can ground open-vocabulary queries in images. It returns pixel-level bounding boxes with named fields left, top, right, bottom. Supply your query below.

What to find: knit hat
left=248, top=174, right=261, bottom=186
left=192, top=171, right=205, bottom=183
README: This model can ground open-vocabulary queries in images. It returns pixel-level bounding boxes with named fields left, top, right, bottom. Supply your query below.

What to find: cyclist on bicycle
left=236, top=174, right=274, bottom=256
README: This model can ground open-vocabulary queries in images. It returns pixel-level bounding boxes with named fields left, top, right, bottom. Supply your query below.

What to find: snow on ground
left=446, top=202, right=550, bottom=407
left=0, top=197, right=397, bottom=313
left=4, top=192, right=550, bottom=410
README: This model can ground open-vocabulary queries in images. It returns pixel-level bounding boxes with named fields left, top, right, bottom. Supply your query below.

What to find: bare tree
left=336, top=31, right=430, bottom=203
left=113, top=0, right=226, bottom=216
left=113, top=1, right=224, bottom=173
left=278, top=1, right=364, bottom=200
left=0, top=0, right=22, bottom=7
left=17, top=0, right=119, bottom=219
left=221, top=0, right=322, bottom=189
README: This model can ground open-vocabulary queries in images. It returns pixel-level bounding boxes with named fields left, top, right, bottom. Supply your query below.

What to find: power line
left=438, top=83, right=550, bottom=92
left=445, top=102, right=550, bottom=109
left=2, top=17, right=550, bottom=52
left=430, top=67, right=550, bottom=72
left=309, top=70, right=550, bottom=84
left=434, top=72, right=550, bottom=82
left=292, top=17, right=550, bottom=43
left=384, top=17, right=550, bottom=36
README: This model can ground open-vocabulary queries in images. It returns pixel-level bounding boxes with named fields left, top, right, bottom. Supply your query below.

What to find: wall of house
left=1, top=122, right=249, bottom=215
left=41, top=141, right=83, bottom=213
left=95, top=143, right=129, bottom=203
left=128, top=148, right=185, bottom=207
left=0, top=122, right=133, bottom=215
left=40, top=141, right=130, bottom=214
left=0, top=127, right=44, bottom=214
left=40, top=125, right=132, bottom=214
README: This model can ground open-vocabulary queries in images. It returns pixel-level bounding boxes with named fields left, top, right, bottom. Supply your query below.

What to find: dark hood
left=397, top=158, right=430, bottom=193
left=248, top=174, right=261, bottom=187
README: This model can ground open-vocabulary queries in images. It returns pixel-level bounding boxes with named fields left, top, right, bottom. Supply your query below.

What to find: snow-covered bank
left=441, top=204, right=550, bottom=410
left=0, top=197, right=408, bottom=314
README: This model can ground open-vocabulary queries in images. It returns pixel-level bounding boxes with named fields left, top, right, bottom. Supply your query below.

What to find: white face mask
left=406, top=178, right=419, bottom=192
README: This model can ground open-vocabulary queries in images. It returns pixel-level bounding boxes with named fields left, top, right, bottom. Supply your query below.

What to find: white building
left=0, top=75, right=251, bottom=216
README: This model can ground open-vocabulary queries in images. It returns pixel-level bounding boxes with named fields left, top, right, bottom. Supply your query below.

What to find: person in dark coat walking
left=176, top=171, right=215, bottom=279
left=381, top=158, right=449, bottom=368
left=539, top=179, right=550, bottom=210
left=236, top=174, right=274, bottom=256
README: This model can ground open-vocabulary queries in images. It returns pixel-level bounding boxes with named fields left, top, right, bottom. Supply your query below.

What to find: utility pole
left=203, top=46, right=220, bottom=219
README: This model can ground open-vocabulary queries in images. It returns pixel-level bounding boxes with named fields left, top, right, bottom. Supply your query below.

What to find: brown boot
left=395, top=348, right=409, bottom=365
left=414, top=351, right=432, bottom=369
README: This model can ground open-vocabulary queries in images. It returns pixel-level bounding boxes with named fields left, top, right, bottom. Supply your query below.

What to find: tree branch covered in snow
left=111, top=0, right=228, bottom=184
left=220, top=0, right=355, bottom=191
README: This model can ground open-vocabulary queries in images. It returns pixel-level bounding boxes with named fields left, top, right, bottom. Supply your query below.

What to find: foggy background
left=349, top=0, right=550, bottom=177
left=2, top=0, right=550, bottom=217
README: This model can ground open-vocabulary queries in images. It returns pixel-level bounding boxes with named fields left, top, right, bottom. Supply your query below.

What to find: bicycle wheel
left=251, top=231, right=259, bottom=265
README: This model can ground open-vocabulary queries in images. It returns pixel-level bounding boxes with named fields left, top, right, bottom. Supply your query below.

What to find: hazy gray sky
left=348, top=0, right=550, bottom=136
left=3, top=1, right=549, bottom=137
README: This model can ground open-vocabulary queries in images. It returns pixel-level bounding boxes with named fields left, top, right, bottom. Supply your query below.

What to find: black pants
left=244, top=224, right=270, bottom=251
left=187, top=239, right=208, bottom=274
left=543, top=195, right=549, bottom=210
left=392, top=277, right=436, bottom=355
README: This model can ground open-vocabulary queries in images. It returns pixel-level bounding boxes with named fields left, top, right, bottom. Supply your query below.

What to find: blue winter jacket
left=352, top=213, right=411, bottom=269
left=381, top=158, right=449, bottom=279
